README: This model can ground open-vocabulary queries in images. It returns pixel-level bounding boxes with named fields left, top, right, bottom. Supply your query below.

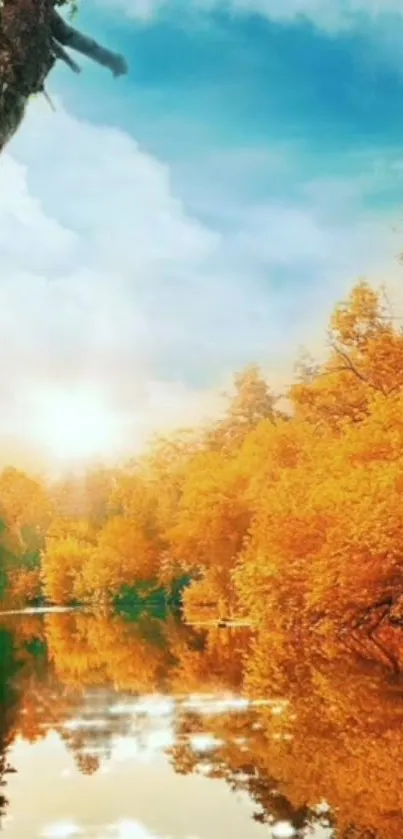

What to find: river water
left=0, top=610, right=401, bottom=839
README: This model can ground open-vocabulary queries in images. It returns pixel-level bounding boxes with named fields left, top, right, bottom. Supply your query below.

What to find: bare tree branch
left=50, top=10, right=128, bottom=77
left=51, top=37, right=81, bottom=73
left=331, top=344, right=388, bottom=396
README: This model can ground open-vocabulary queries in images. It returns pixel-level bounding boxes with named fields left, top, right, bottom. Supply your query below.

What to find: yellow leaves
left=290, top=282, right=403, bottom=429
left=42, top=469, right=164, bottom=603
left=80, top=515, right=160, bottom=599
left=8, top=568, right=41, bottom=604
left=0, top=467, right=52, bottom=530
left=206, top=365, right=276, bottom=452
left=167, top=451, right=249, bottom=584
left=42, top=536, right=94, bottom=604
left=0, top=469, right=53, bottom=571
left=32, top=274, right=403, bottom=632
left=182, top=575, right=219, bottom=622
left=4, top=276, right=403, bottom=671
left=234, top=378, right=403, bottom=630
left=5, top=606, right=403, bottom=839
left=50, top=469, right=116, bottom=525
left=107, top=467, right=145, bottom=518
left=330, top=280, right=386, bottom=348
left=43, top=612, right=172, bottom=693
left=46, top=517, right=97, bottom=544
left=98, top=515, right=155, bottom=562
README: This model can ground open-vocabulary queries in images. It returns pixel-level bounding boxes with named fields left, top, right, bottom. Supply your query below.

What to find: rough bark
left=0, top=0, right=128, bottom=153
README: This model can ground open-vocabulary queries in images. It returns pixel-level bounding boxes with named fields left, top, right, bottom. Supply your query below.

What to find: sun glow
left=30, top=386, right=120, bottom=464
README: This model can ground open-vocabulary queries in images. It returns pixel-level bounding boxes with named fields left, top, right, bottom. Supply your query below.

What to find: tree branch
left=50, top=11, right=128, bottom=77
left=51, top=37, right=81, bottom=73
left=0, top=0, right=128, bottom=153
left=331, top=344, right=387, bottom=396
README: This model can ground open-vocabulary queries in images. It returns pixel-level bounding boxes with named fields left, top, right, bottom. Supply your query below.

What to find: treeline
left=1, top=280, right=403, bottom=653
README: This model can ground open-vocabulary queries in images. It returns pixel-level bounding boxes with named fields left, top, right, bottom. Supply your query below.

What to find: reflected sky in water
left=3, top=690, right=305, bottom=839
left=4, top=733, right=268, bottom=839
left=0, top=611, right=398, bottom=839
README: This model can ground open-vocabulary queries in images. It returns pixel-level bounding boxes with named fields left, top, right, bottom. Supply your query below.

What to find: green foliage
left=114, top=581, right=169, bottom=620
left=23, top=638, right=47, bottom=660
left=114, top=576, right=192, bottom=620
left=0, top=629, right=21, bottom=708
left=167, top=574, right=192, bottom=612
left=0, top=568, right=8, bottom=602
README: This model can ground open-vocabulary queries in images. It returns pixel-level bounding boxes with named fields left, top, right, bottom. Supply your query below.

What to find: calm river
left=0, top=610, right=401, bottom=839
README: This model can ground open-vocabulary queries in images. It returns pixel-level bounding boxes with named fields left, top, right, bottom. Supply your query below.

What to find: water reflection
left=0, top=611, right=401, bottom=838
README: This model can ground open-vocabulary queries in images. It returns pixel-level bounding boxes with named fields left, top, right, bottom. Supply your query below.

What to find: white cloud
left=0, top=96, right=398, bottom=471
left=103, top=821, right=163, bottom=839
left=0, top=99, right=223, bottom=466
left=235, top=205, right=330, bottom=265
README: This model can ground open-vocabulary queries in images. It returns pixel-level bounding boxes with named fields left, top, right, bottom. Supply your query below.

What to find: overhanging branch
left=50, top=10, right=128, bottom=77
left=0, top=0, right=128, bottom=153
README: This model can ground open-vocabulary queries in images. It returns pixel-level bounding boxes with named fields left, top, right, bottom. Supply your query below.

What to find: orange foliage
left=1, top=607, right=403, bottom=839
left=2, top=279, right=403, bottom=673
left=8, top=568, right=41, bottom=604
left=42, top=537, right=94, bottom=604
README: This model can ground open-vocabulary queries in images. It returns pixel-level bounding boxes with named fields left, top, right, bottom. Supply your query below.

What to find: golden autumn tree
left=0, top=467, right=52, bottom=534
left=233, top=392, right=403, bottom=661
left=0, top=467, right=53, bottom=604
left=140, top=432, right=203, bottom=583
left=290, top=281, right=403, bottom=428
left=206, top=365, right=278, bottom=452
left=79, top=513, right=161, bottom=602
left=226, top=282, right=403, bottom=660
left=2, top=275, right=403, bottom=664
left=167, top=449, right=250, bottom=620
left=50, top=468, right=116, bottom=527
left=41, top=535, right=95, bottom=604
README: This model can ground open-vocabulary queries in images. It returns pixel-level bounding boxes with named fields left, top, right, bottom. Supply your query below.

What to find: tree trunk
left=0, top=0, right=55, bottom=151
left=0, top=0, right=128, bottom=153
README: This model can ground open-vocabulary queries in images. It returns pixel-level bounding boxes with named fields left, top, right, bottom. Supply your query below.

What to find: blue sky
left=59, top=3, right=403, bottom=173
left=1, top=0, right=403, bottom=467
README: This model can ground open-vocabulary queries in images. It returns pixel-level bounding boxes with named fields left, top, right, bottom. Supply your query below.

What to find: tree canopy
left=0, top=280, right=402, bottom=674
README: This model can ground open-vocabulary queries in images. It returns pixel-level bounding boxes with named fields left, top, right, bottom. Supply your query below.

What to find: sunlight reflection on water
left=0, top=612, right=343, bottom=839
left=39, top=819, right=235, bottom=839
left=41, top=822, right=83, bottom=838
